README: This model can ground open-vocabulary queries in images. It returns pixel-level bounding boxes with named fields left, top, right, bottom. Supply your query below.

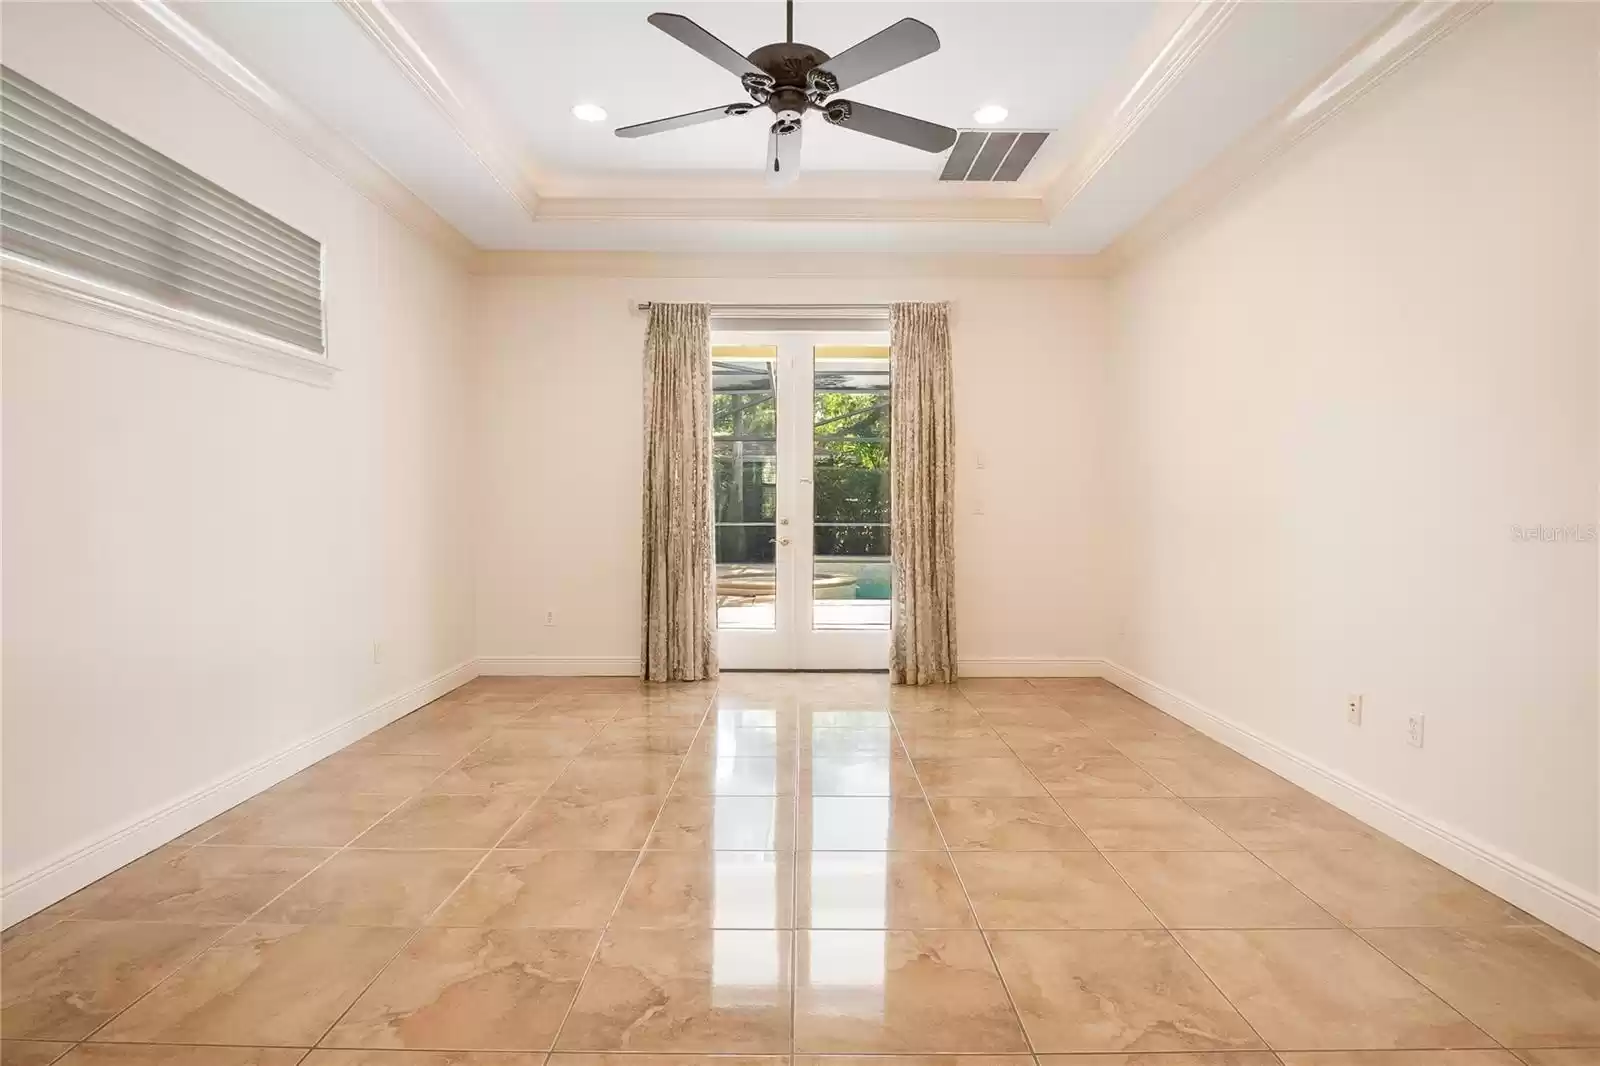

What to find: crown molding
left=96, top=0, right=474, bottom=264
left=534, top=196, right=1047, bottom=225
left=333, top=0, right=542, bottom=220
left=472, top=250, right=1106, bottom=280
left=1104, top=0, right=1489, bottom=268
left=1041, top=0, right=1241, bottom=219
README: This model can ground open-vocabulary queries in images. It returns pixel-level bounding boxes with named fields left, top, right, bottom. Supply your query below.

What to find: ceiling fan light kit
left=616, top=0, right=958, bottom=183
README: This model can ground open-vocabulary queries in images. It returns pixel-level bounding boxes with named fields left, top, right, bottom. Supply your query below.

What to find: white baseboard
left=958, top=657, right=1104, bottom=677
left=0, top=659, right=478, bottom=927
left=1101, top=660, right=1600, bottom=951
left=476, top=656, right=641, bottom=677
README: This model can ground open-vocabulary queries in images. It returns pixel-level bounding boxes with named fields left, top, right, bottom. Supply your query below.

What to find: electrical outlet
left=1407, top=714, right=1426, bottom=748
left=1345, top=694, right=1363, bottom=726
left=544, top=610, right=556, bottom=627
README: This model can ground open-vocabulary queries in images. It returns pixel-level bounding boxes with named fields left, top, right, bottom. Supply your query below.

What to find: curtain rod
left=635, top=302, right=889, bottom=318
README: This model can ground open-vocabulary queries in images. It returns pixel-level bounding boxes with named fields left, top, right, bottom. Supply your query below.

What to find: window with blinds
left=0, top=65, right=324, bottom=354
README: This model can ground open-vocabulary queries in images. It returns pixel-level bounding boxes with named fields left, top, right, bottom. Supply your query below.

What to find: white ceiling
left=170, top=0, right=1406, bottom=254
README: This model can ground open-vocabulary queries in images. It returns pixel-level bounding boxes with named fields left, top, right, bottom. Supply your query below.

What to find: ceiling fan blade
left=647, top=12, right=766, bottom=80
left=616, top=102, right=753, bottom=138
left=767, top=123, right=801, bottom=185
left=822, top=100, right=957, bottom=153
left=813, top=18, right=939, bottom=92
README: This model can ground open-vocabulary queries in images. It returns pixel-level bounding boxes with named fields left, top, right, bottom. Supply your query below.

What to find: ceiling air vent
left=939, top=129, right=1049, bottom=182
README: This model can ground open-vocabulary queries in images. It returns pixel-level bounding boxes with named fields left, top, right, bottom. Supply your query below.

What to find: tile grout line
left=1045, top=679, right=1514, bottom=1057
left=892, top=684, right=1036, bottom=1057
left=544, top=685, right=723, bottom=1055
left=58, top=693, right=516, bottom=1048
left=308, top=682, right=642, bottom=1053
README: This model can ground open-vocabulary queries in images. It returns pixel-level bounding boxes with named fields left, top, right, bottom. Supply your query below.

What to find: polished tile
left=800, top=796, right=945, bottom=850
left=0, top=1043, right=71, bottom=1066
left=552, top=1058, right=786, bottom=1066
left=613, top=850, right=794, bottom=929
left=0, top=920, right=223, bottom=1040
left=1187, top=797, right=1375, bottom=850
left=1258, top=841, right=1531, bottom=927
left=646, top=794, right=795, bottom=850
left=1177, top=928, right=1493, bottom=1051
left=929, top=796, right=1093, bottom=850
left=798, top=1059, right=1034, bottom=1066
left=501, top=792, right=666, bottom=850
left=324, top=928, right=598, bottom=1050
left=555, top=929, right=792, bottom=1051
left=801, top=751, right=923, bottom=797
left=793, top=929, right=1028, bottom=1052
left=481, top=725, right=602, bottom=758
left=547, top=756, right=683, bottom=800
left=432, top=850, right=636, bottom=927
left=798, top=851, right=976, bottom=929
left=911, top=756, right=1047, bottom=797
left=1113, top=738, right=1299, bottom=797
left=585, top=725, right=701, bottom=758
left=355, top=793, right=532, bottom=849
left=1036, top=1049, right=1286, bottom=1056
left=96, top=923, right=411, bottom=1046
left=672, top=756, right=795, bottom=796
left=1275, top=1054, right=1527, bottom=1065
left=56, top=1048, right=313, bottom=1065
left=955, top=851, right=1158, bottom=929
left=1057, top=799, right=1242, bottom=851
left=204, top=791, right=408, bottom=846
left=9, top=673, right=1577, bottom=1062
left=427, top=751, right=571, bottom=795
left=254, top=848, right=482, bottom=925
left=1035, top=753, right=1175, bottom=798
left=1360, top=926, right=1600, bottom=1048
left=63, top=846, right=330, bottom=923
left=279, top=753, right=457, bottom=794
left=1105, top=851, right=1337, bottom=929
left=986, top=929, right=1262, bottom=1053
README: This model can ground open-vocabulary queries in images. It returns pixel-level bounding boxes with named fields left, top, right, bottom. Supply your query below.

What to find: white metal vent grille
left=939, top=129, right=1050, bottom=183
left=0, top=66, right=325, bottom=353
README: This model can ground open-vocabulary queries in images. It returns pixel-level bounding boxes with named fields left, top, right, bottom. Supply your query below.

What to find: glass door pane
left=713, top=345, right=779, bottom=630
left=812, top=344, right=891, bottom=630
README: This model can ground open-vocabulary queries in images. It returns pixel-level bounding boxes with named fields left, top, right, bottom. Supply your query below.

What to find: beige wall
left=1109, top=2, right=1600, bottom=896
left=471, top=272, right=1115, bottom=672
left=1, top=3, right=476, bottom=913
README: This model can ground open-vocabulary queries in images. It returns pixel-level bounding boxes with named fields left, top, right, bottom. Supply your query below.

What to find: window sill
left=1, top=254, right=337, bottom=388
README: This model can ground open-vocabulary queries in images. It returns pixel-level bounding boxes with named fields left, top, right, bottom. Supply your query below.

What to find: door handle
left=778, top=537, right=791, bottom=546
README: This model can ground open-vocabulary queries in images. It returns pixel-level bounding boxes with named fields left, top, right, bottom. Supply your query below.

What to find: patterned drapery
left=889, top=302, right=957, bottom=684
left=640, top=303, right=718, bottom=682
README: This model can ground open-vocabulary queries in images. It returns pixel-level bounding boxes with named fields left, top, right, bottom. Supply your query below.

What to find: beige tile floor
left=4, top=674, right=1599, bottom=1065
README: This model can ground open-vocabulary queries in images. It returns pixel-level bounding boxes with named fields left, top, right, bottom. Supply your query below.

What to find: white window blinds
left=1, top=65, right=324, bottom=354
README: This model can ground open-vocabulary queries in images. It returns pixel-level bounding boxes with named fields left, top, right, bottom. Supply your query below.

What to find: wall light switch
left=1345, top=694, right=1363, bottom=726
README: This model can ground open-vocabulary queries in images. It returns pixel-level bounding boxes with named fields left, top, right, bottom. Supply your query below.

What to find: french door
left=712, top=330, right=891, bottom=670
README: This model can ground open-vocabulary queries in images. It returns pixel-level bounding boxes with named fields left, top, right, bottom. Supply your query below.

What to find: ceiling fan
left=615, top=0, right=958, bottom=183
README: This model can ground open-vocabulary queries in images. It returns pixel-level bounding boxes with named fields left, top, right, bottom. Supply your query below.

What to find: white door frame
left=716, top=330, right=891, bottom=671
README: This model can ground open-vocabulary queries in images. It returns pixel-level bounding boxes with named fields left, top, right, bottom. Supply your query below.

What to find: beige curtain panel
left=640, top=302, right=718, bottom=682
left=889, top=301, right=958, bottom=685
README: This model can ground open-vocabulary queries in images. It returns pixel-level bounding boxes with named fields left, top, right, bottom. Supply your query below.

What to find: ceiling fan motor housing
left=746, top=41, right=835, bottom=126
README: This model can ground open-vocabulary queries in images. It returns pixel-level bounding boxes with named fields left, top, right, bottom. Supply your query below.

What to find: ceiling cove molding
left=96, top=0, right=474, bottom=263
left=1041, top=0, right=1242, bottom=219
left=534, top=197, right=1047, bottom=225
left=1105, top=0, right=1489, bottom=267
left=472, top=250, right=1106, bottom=280
left=333, top=0, right=542, bottom=219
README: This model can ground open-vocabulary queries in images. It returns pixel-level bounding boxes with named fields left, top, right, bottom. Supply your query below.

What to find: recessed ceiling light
left=973, top=105, right=1008, bottom=125
left=572, top=103, right=608, bottom=123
